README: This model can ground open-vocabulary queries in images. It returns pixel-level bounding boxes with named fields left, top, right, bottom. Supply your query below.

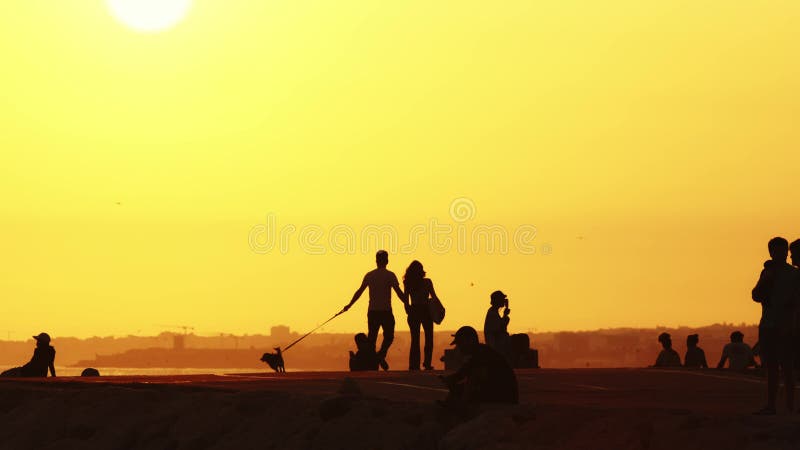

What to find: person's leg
left=422, top=315, right=434, bottom=369
left=408, top=309, right=421, bottom=370
left=780, top=336, right=795, bottom=411
left=761, top=329, right=778, bottom=413
left=377, top=311, right=395, bottom=357
left=367, top=312, right=380, bottom=351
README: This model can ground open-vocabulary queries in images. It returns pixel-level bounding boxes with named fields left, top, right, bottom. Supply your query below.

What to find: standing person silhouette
left=484, top=290, right=512, bottom=362
left=790, top=239, right=800, bottom=373
left=342, top=250, right=407, bottom=370
left=751, top=237, right=799, bottom=415
left=403, top=260, right=439, bottom=371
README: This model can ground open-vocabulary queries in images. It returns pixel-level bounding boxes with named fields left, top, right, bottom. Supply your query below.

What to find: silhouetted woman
left=403, top=261, right=439, bottom=370
left=1, top=333, right=56, bottom=377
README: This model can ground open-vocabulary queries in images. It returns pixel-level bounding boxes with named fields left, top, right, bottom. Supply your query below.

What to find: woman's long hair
left=403, top=260, right=426, bottom=292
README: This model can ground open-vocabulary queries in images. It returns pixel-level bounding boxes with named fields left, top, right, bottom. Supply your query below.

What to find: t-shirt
left=684, top=347, right=707, bottom=368
left=752, top=260, right=799, bottom=332
left=363, top=268, right=400, bottom=311
left=654, top=348, right=681, bottom=367
left=483, top=308, right=510, bottom=353
left=719, top=342, right=755, bottom=370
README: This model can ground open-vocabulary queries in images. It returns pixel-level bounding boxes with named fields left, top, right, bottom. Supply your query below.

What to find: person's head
left=404, top=260, right=426, bottom=288
left=730, top=331, right=744, bottom=343
left=375, top=250, right=389, bottom=268
left=790, top=239, right=800, bottom=267
left=354, top=332, right=369, bottom=350
left=490, top=290, right=508, bottom=309
left=657, top=332, right=672, bottom=349
left=686, top=334, right=699, bottom=348
left=450, top=326, right=480, bottom=355
left=33, top=332, right=50, bottom=347
left=768, top=237, right=789, bottom=261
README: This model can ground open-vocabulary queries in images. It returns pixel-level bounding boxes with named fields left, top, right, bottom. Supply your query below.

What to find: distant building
left=270, top=326, right=292, bottom=342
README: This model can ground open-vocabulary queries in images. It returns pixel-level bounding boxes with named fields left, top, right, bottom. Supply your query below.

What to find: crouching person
left=440, top=326, right=518, bottom=408
left=349, top=333, right=379, bottom=371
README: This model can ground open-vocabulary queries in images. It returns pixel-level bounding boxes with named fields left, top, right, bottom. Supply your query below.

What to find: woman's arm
left=427, top=278, right=439, bottom=300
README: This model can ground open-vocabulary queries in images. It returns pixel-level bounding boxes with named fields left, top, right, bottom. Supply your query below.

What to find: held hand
left=503, top=307, right=510, bottom=317
left=342, top=304, right=351, bottom=313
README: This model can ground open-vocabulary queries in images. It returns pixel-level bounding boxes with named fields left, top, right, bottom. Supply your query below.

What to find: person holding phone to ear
left=484, top=290, right=512, bottom=361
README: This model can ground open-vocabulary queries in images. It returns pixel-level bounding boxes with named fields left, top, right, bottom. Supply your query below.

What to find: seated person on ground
left=684, top=334, right=708, bottom=368
left=717, top=331, right=757, bottom=370
left=440, top=326, right=518, bottom=406
left=653, top=332, right=681, bottom=367
left=1, top=333, right=56, bottom=378
left=349, top=332, right=379, bottom=371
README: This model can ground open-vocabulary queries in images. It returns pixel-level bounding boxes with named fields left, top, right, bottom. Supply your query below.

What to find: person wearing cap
left=440, top=326, right=518, bottom=406
left=0, top=333, right=56, bottom=378
left=653, top=332, right=681, bottom=367
left=483, top=290, right=511, bottom=362
left=717, top=331, right=757, bottom=371
left=683, top=334, right=708, bottom=368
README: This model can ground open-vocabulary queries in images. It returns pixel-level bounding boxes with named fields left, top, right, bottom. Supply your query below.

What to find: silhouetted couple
left=343, top=250, right=441, bottom=371
left=751, top=237, right=800, bottom=415
left=1, top=333, right=56, bottom=378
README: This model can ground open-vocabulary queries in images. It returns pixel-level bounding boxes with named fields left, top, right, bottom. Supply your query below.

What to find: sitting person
left=684, top=334, right=708, bottom=368
left=484, top=290, right=512, bottom=362
left=1, top=333, right=56, bottom=377
left=349, top=333, right=379, bottom=371
left=717, top=331, right=757, bottom=370
left=653, top=332, right=681, bottom=367
left=440, top=326, right=518, bottom=407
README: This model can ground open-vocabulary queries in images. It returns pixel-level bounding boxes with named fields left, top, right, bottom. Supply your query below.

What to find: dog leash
left=280, top=310, right=344, bottom=353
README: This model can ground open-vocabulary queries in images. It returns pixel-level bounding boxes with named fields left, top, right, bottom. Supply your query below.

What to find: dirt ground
left=1, top=368, right=799, bottom=450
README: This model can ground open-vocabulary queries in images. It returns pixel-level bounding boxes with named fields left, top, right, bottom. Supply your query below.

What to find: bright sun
left=107, top=0, right=193, bottom=33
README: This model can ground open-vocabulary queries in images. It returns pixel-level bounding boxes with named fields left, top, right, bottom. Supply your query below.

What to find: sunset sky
left=1, top=1, right=799, bottom=340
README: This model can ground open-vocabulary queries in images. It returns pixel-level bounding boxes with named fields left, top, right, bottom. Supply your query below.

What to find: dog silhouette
left=260, top=347, right=285, bottom=373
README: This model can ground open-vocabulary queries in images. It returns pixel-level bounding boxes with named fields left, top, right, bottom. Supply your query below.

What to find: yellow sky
left=1, top=1, right=799, bottom=339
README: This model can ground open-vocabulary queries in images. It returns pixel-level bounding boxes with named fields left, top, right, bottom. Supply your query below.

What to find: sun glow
left=107, top=0, right=192, bottom=33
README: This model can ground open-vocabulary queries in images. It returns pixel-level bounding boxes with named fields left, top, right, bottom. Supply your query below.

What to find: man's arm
left=343, top=277, right=368, bottom=312
left=716, top=346, right=729, bottom=369
left=392, top=274, right=408, bottom=305
left=752, top=268, right=772, bottom=304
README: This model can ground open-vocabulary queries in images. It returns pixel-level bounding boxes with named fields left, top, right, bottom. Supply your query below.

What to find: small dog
left=260, top=347, right=285, bottom=373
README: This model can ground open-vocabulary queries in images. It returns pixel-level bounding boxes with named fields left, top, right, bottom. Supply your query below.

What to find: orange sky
left=1, top=1, right=799, bottom=338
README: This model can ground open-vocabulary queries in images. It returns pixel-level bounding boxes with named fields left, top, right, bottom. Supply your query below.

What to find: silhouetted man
left=343, top=250, right=407, bottom=370
left=717, top=331, right=757, bottom=370
left=790, top=239, right=800, bottom=372
left=653, top=332, right=681, bottom=367
left=752, top=237, right=799, bottom=415
left=0, top=333, right=56, bottom=377
left=684, top=334, right=708, bottom=368
left=349, top=333, right=379, bottom=371
left=440, top=326, right=518, bottom=407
